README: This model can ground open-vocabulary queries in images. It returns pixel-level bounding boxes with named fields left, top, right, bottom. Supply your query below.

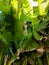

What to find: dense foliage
left=0, top=0, right=49, bottom=65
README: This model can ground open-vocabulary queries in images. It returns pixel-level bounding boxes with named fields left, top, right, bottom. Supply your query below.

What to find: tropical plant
left=0, top=0, right=49, bottom=65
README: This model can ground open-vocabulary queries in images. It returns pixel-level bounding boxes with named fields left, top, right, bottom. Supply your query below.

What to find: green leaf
left=33, top=29, right=41, bottom=40
left=36, top=18, right=49, bottom=31
left=32, top=17, right=41, bottom=40
left=3, top=31, right=12, bottom=43
left=0, top=0, right=11, bottom=14
left=0, top=52, right=2, bottom=65
left=46, top=53, right=49, bottom=65
left=0, top=34, right=7, bottom=44
left=20, top=10, right=26, bottom=22
left=37, top=57, right=43, bottom=65
left=25, top=39, right=39, bottom=50
left=0, top=34, right=8, bottom=53
left=19, top=33, right=39, bottom=51
left=19, top=33, right=32, bottom=50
